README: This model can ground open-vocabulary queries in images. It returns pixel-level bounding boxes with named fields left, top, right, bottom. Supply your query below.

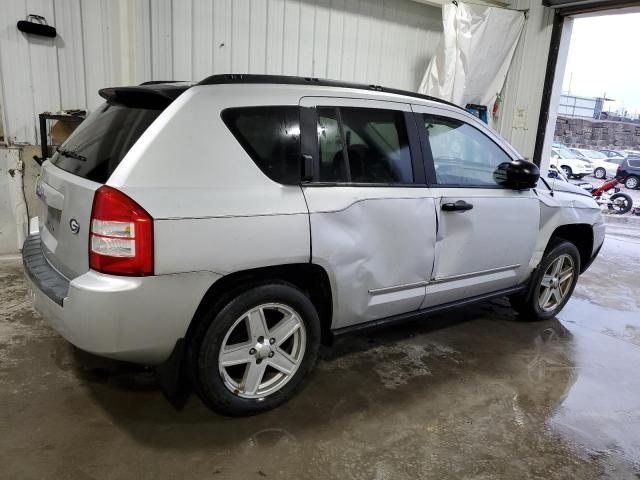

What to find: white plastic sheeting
left=418, top=2, right=525, bottom=110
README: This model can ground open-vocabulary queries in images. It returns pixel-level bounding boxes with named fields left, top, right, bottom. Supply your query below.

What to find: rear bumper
left=23, top=235, right=220, bottom=364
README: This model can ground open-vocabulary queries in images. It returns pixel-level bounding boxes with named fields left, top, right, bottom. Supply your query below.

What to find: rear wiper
left=56, top=147, right=86, bottom=162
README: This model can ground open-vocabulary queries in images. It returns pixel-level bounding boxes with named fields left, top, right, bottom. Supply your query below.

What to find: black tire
left=594, top=167, right=606, bottom=179
left=561, top=165, right=572, bottom=178
left=191, top=283, right=320, bottom=416
left=609, top=193, right=633, bottom=215
left=509, top=239, right=581, bottom=321
left=625, top=175, right=639, bottom=190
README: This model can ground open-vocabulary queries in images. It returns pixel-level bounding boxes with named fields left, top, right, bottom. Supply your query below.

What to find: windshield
left=50, top=102, right=161, bottom=183
left=554, top=147, right=575, bottom=159
left=570, top=149, right=587, bottom=159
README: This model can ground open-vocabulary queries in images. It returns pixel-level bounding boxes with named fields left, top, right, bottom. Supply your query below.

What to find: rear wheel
left=561, top=165, right=572, bottom=178
left=609, top=193, right=632, bottom=214
left=625, top=175, right=639, bottom=189
left=191, top=283, right=320, bottom=416
left=510, top=239, right=580, bottom=321
left=594, top=167, right=606, bottom=179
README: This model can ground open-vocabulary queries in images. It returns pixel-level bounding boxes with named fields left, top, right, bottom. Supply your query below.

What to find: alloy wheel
left=218, top=303, right=306, bottom=399
left=626, top=176, right=639, bottom=189
left=538, top=254, right=575, bottom=312
left=594, top=168, right=606, bottom=179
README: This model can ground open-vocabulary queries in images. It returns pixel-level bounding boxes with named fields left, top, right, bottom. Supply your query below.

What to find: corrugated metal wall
left=0, top=0, right=443, bottom=145
left=497, top=0, right=554, bottom=160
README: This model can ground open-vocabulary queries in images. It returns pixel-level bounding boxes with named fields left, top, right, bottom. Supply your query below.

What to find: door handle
left=441, top=200, right=473, bottom=212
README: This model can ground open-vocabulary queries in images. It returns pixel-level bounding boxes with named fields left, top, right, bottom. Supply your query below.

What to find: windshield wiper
left=56, top=147, right=86, bottom=162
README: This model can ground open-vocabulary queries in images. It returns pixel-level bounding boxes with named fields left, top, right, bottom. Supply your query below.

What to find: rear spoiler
left=98, top=83, right=192, bottom=109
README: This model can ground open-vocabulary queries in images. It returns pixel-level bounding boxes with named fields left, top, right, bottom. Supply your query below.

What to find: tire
left=191, top=283, right=321, bottom=416
left=561, top=165, right=572, bottom=178
left=609, top=193, right=633, bottom=215
left=625, top=175, right=639, bottom=190
left=594, top=167, right=606, bottom=179
left=509, top=239, right=580, bottom=321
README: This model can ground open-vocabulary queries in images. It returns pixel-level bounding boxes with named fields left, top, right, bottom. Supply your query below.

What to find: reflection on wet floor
left=1, top=233, right=640, bottom=479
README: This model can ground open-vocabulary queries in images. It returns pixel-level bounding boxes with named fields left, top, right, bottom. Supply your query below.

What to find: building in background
left=558, top=93, right=614, bottom=119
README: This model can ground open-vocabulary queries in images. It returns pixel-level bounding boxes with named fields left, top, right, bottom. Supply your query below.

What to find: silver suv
left=24, top=75, right=605, bottom=416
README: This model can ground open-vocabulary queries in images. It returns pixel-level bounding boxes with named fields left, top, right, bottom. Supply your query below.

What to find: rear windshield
left=50, top=102, right=160, bottom=183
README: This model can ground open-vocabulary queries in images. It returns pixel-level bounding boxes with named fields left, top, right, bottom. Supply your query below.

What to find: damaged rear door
left=299, top=96, right=437, bottom=330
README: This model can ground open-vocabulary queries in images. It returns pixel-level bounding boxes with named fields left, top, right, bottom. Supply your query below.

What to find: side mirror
left=493, top=159, right=540, bottom=190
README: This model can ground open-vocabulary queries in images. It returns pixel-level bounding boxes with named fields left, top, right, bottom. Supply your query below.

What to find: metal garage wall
left=0, top=0, right=443, bottom=146
left=496, top=0, right=555, bottom=160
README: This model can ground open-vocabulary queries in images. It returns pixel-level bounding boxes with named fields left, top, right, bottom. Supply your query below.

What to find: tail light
left=89, top=186, right=153, bottom=276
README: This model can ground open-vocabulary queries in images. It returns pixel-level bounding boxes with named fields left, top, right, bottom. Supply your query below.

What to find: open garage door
left=534, top=0, right=640, bottom=166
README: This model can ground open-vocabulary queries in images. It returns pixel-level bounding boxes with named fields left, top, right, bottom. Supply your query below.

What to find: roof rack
left=197, top=74, right=461, bottom=110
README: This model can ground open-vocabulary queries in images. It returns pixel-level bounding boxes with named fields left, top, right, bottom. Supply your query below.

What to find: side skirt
left=332, top=285, right=526, bottom=336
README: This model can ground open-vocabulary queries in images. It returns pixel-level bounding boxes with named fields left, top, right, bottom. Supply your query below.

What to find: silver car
left=24, top=75, right=605, bottom=415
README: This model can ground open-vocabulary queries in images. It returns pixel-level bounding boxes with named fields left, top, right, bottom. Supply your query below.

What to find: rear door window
left=51, top=103, right=161, bottom=183
left=222, top=107, right=301, bottom=185
left=317, top=107, right=414, bottom=184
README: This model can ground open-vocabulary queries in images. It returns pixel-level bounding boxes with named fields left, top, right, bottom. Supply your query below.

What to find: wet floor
left=1, top=227, right=640, bottom=479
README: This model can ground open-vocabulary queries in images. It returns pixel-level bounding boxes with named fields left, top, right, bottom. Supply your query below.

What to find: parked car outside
left=572, top=148, right=621, bottom=179
left=622, top=150, right=640, bottom=157
left=550, top=147, right=592, bottom=178
left=23, top=75, right=605, bottom=416
left=617, top=155, right=640, bottom=189
left=548, top=164, right=593, bottom=192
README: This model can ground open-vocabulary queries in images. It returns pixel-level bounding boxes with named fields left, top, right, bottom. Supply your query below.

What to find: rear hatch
left=36, top=83, right=190, bottom=279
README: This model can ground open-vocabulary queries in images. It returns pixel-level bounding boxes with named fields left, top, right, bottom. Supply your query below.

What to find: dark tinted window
left=222, top=107, right=301, bottom=185
left=317, top=107, right=413, bottom=184
left=628, top=158, right=640, bottom=168
left=51, top=103, right=161, bottom=183
left=423, top=114, right=512, bottom=186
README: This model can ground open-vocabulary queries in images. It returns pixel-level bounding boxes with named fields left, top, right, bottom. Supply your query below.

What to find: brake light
left=89, top=186, right=153, bottom=276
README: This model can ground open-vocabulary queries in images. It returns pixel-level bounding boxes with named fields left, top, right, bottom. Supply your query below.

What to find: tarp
left=419, top=2, right=526, bottom=110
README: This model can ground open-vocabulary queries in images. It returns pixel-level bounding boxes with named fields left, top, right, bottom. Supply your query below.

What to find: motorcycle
left=590, top=177, right=633, bottom=215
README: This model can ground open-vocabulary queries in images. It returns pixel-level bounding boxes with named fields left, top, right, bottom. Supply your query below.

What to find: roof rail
left=197, top=74, right=462, bottom=110
left=138, top=80, right=192, bottom=86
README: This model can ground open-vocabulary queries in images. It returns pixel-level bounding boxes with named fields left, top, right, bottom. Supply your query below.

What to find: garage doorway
left=534, top=1, right=640, bottom=172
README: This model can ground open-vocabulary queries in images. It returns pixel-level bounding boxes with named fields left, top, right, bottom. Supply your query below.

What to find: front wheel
left=510, top=239, right=580, bottom=321
left=192, top=283, right=321, bottom=416
left=594, top=167, right=606, bottom=179
left=625, top=175, right=639, bottom=190
left=609, top=193, right=633, bottom=214
left=561, top=166, right=572, bottom=178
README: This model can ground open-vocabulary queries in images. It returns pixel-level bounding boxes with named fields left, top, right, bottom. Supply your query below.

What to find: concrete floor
left=1, top=226, right=640, bottom=480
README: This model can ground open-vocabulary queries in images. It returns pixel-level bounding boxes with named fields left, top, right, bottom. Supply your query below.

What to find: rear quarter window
left=222, top=106, right=301, bottom=185
left=628, top=158, right=640, bottom=168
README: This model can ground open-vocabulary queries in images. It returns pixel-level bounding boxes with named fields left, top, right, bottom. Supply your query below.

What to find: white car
left=550, top=147, right=592, bottom=178
left=23, top=75, right=605, bottom=415
left=571, top=148, right=622, bottom=179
